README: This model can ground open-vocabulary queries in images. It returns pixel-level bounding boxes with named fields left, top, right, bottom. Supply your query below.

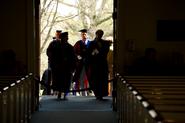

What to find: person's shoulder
left=102, top=39, right=112, bottom=45
left=75, top=40, right=82, bottom=44
left=47, top=40, right=56, bottom=48
left=66, top=42, right=73, bottom=48
left=67, top=43, right=75, bottom=53
left=51, top=39, right=57, bottom=42
left=49, top=40, right=57, bottom=44
left=89, top=40, right=96, bottom=43
left=88, top=40, right=95, bottom=46
left=74, top=40, right=82, bottom=46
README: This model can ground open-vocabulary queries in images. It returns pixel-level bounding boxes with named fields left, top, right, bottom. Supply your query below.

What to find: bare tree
left=40, top=0, right=113, bottom=74
left=59, top=0, right=113, bottom=39
left=40, top=0, right=113, bottom=51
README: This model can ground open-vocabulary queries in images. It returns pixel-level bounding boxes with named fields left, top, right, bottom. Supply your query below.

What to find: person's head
left=55, top=30, right=62, bottom=40
left=79, top=29, right=88, bottom=41
left=95, top=29, right=104, bottom=40
left=60, top=32, right=68, bottom=42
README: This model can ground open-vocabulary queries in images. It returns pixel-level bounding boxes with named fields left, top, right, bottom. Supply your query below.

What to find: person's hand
left=77, top=55, right=82, bottom=60
left=92, top=49, right=99, bottom=55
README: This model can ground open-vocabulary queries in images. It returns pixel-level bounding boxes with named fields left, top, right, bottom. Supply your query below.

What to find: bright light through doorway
left=40, top=0, right=113, bottom=83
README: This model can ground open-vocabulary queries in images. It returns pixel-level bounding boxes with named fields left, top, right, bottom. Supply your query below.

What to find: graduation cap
left=56, top=30, right=62, bottom=33
left=61, top=32, right=68, bottom=37
left=79, top=29, right=87, bottom=33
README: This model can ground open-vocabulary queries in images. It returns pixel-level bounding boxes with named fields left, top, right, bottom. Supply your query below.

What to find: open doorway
left=39, top=0, right=114, bottom=97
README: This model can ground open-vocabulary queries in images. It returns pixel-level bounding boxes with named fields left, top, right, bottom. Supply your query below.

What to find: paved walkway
left=30, top=95, right=117, bottom=123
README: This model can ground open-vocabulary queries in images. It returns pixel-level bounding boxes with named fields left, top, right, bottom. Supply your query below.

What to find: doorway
left=39, top=0, right=114, bottom=97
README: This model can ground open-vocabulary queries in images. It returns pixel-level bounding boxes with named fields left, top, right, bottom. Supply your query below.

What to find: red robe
left=73, top=40, right=90, bottom=90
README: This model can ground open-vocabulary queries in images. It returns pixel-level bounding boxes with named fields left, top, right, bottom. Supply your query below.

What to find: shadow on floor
left=30, top=95, right=117, bottom=123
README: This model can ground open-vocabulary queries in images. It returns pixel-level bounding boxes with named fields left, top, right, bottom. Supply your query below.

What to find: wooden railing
left=0, top=73, right=37, bottom=123
left=115, top=73, right=185, bottom=123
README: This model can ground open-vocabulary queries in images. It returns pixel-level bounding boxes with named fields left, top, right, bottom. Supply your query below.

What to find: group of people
left=43, top=29, right=112, bottom=100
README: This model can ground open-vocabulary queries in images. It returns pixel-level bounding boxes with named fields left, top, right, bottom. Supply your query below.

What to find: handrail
left=116, top=73, right=185, bottom=123
left=0, top=73, right=36, bottom=123
left=115, top=73, right=163, bottom=123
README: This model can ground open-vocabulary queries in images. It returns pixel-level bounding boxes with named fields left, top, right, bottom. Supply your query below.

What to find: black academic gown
left=87, top=39, right=111, bottom=98
left=47, top=40, right=75, bottom=93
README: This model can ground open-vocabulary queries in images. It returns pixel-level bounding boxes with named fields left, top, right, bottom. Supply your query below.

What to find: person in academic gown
left=73, top=29, right=91, bottom=96
left=87, top=29, right=112, bottom=100
left=47, top=32, right=76, bottom=99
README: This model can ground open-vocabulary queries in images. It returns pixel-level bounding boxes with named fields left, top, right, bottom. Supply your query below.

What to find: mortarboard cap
left=56, top=30, right=62, bottom=33
left=61, top=32, right=68, bottom=37
left=79, top=29, right=87, bottom=33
